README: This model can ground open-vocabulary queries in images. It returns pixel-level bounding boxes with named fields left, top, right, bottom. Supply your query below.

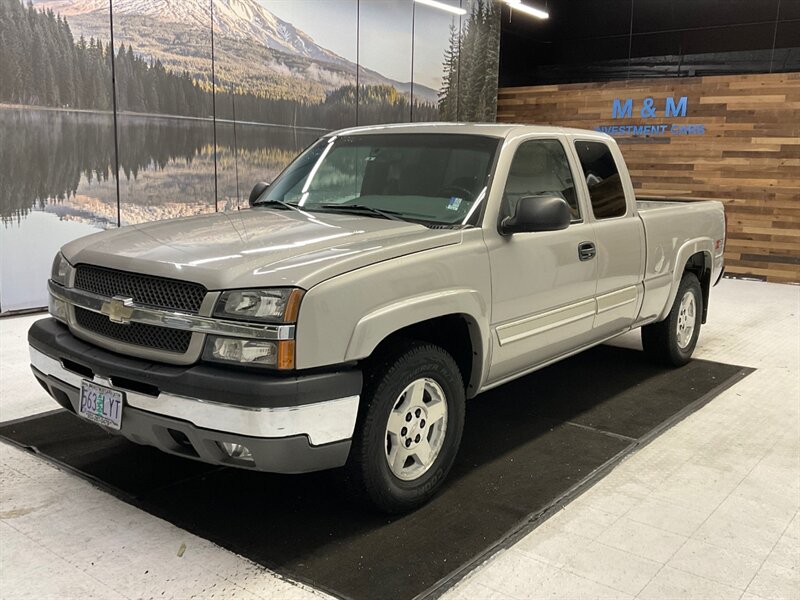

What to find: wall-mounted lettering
left=612, top=98, right=633, bottom=119
left=611, top=96, right=688, bottom=119
left=665, top=96, right=688, bottom=118
left=598, top=95, right=702, bottom=137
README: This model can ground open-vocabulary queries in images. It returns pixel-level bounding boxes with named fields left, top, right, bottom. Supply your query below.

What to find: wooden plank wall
left=497, top=72, right=800, bottom=284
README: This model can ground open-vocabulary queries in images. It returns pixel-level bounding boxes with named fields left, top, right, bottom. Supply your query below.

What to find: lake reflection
left=0, top=107, right=321, bottom=311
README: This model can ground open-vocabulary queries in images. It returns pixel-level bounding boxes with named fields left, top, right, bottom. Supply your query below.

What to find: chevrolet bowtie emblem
left=101, top=296, right=135, bottom=324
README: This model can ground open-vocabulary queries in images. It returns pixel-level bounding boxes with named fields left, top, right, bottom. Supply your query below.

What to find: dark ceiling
left=498, top=0, right=800, bottom=87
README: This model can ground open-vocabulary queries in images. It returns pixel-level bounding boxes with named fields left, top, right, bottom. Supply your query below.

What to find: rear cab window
left=573, top=141, right=627, bottom=219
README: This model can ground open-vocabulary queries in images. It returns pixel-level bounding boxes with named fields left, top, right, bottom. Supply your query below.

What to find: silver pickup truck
left=30, top=123, right=725, bottom=512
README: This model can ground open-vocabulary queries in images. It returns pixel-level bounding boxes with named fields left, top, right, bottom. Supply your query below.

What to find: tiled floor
left=448, top=279, right=800, bottom=600
left=1, top=278, right=798, bottom=600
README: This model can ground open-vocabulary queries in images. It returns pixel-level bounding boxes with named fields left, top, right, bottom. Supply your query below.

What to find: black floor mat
left=0, top=346, right=750, bottom=600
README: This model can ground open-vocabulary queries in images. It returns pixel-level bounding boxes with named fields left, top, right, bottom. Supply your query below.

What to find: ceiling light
left=414, top=0, right=467, bottom=16
left=503, top=0, right=549, bottom=19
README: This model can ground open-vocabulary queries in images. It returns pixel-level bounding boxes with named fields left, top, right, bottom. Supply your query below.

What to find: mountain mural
left=31, top=0, right=439, bottom=104
left=37, top=0, right=347, bottom=63
left=0, top=0, right=501, bottom=312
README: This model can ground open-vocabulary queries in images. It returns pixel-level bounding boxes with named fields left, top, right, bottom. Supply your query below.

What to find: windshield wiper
left=317, top=204, right=406, bottom=222
left=253, top=199, right=303, bottom=213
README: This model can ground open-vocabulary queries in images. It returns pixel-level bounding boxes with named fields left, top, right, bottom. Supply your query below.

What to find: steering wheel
left=436, top=185, right=474, bottom=204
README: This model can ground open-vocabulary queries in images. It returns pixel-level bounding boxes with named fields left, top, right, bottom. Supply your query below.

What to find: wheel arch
left=683, top=251, right=712, bottom=324
left=345, top=292, right=489, bottom=398
left=658, top=238, right=713, bottom=324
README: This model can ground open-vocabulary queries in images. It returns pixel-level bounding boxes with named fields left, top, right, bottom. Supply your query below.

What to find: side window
left=502, top=139, right=580, bottom=221
left=574, top=141, right=627, bottom=219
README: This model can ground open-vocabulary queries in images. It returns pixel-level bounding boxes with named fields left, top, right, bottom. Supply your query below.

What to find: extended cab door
left=571, top=138, right=645, bottom=337
left=484, top=137, right=598, bottom=385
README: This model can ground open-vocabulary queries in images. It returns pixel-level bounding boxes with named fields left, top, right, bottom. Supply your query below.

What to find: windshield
left=255, top=133, right=500, bottom=226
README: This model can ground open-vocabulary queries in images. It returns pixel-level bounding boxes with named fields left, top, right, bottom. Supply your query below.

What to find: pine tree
left=0, top=0, right=454, bottom=129
left=115, top=42, right=130, bottom=111
left=456, top=0, right=499, bottom=122
left=438, top=22, right=459, bottom=121
left=480, top=0, right=500, bottom=121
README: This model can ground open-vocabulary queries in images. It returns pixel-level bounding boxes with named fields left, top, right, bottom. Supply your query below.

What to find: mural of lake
left=0, top=0, right=500, bottom=313
left=0, top=107, right=321, bottom=311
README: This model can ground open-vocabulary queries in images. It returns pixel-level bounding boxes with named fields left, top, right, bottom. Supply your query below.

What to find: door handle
left=578, top=241, right=596, bottom=261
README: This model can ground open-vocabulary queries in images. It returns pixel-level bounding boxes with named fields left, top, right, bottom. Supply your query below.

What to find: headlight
left=207, top=288, right=302, bottom=369
left=213, top=288, right=304, bottom=323
left=203, top=336, right=295, bottom=369
left=51, top=252, right=72, bottom=286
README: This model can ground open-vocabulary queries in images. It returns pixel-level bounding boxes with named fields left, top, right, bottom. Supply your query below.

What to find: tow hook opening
left=167, top=429, right=199, bottom=457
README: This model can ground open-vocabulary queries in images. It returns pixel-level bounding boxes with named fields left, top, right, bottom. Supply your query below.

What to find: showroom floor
left=1, top=278, right=798, bottom=600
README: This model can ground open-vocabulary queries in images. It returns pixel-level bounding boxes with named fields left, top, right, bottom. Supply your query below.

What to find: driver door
left=485, top=138, right=598, bottom=384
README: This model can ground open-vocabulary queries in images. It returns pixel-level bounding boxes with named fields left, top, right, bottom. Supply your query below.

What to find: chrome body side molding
left=595, top=286, right=638, bottom=314
left=496, top=299, right=596, bottom=346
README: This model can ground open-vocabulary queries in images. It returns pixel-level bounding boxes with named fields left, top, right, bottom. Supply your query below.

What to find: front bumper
left=29, top=318, right=362, bottom=473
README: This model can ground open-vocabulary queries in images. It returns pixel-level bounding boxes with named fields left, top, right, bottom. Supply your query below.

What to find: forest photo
left=0, top=0, right=501, bottom=311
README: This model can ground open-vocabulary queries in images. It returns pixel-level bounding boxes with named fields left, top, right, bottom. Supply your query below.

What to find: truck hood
left=61, top=208, right=462, bottom=290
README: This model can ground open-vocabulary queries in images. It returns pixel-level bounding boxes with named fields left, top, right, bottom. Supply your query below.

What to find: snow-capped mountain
left=32, top=0, right=439, bottom=104
left=34, top=0, right=348, bottom=66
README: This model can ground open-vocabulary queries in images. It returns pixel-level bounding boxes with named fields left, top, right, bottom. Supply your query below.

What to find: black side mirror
left=500, top=195, right=571, bottom=235
left=249, top=181, right=270, bottom=207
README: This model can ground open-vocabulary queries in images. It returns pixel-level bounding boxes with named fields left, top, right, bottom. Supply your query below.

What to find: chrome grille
left=74, top=265, right=206, bottom=313
left=74, top=307, right=191, bottom=354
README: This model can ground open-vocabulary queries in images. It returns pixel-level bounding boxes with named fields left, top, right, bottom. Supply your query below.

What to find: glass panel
left=411, top=0, right=461, bottom=122
left=112, top=0, right=216, bottom=225
left=574, top=141, right=627, bottom=219
left=214, top=0, right=358, bottom=210
left=0, top=0, right=117, bottom=311
left=457, top=0, right=501, bottom=121
left=358, top=1, right=412, bottom=125
left=502, top=140, right=580, bottom=221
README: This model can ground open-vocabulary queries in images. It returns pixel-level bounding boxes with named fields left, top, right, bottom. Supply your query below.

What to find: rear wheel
left=642, top=272, right=702, bottom=367
left=345, top=342, right=465, bottom=513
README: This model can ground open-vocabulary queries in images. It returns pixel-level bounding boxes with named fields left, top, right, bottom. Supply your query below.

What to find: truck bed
left=636, top=196, right=708, bottom=211
left=636, top=196, right=725, bottom=251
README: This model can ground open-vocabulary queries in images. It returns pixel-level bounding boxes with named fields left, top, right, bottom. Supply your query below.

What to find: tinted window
left=502, top=139, right=580, bottom=221
left=574, top=141, right=627, bottom=219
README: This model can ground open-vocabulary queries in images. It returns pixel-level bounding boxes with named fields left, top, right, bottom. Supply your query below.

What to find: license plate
left=79, top=380, right=124, bottom=431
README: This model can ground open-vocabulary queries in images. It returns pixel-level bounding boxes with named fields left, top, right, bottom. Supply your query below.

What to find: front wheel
left=642, top=272, right=702, bottom=366
left=345, top=342, right=465, bottom=513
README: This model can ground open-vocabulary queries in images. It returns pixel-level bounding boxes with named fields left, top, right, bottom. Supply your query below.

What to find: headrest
left=509, top=144, right=549, bottom=177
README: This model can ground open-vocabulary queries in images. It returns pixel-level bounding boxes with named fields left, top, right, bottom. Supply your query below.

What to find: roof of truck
left=327, top=122, right=612, bottom=140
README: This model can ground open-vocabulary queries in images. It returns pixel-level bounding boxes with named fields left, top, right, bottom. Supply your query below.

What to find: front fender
left=346, top=289, right=486, bottom=359
left=293, top=230, right=493, bottom=385
left=344, top=290, right=490, bottom=395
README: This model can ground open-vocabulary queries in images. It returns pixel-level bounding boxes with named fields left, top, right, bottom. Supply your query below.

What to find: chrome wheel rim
left=384, top=377, right=448, bottom=481
left=676, top=291, right=697, bottom=349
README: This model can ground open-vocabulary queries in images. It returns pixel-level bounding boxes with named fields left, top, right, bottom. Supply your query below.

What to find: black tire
left=642, top=272, right=702, bottom=367
left=345, top=341, right=465, bottom=514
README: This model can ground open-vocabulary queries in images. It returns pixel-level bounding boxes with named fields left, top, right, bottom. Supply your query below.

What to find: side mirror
left=500, top=195, right=571, bottom=235
left=249, top=181, right=270, bottom=207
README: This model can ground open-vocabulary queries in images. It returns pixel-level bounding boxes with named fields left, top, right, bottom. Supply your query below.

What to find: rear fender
left=658, top=238, right=713, bottom=322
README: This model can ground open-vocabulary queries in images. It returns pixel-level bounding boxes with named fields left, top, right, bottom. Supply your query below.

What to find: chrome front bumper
left=28, top=318, right=362, bottom=473
left=30, top=347, right=358, bottom=446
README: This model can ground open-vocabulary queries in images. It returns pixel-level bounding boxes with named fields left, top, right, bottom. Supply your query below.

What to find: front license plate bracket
left=79, top=380, right=124, bottom=431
